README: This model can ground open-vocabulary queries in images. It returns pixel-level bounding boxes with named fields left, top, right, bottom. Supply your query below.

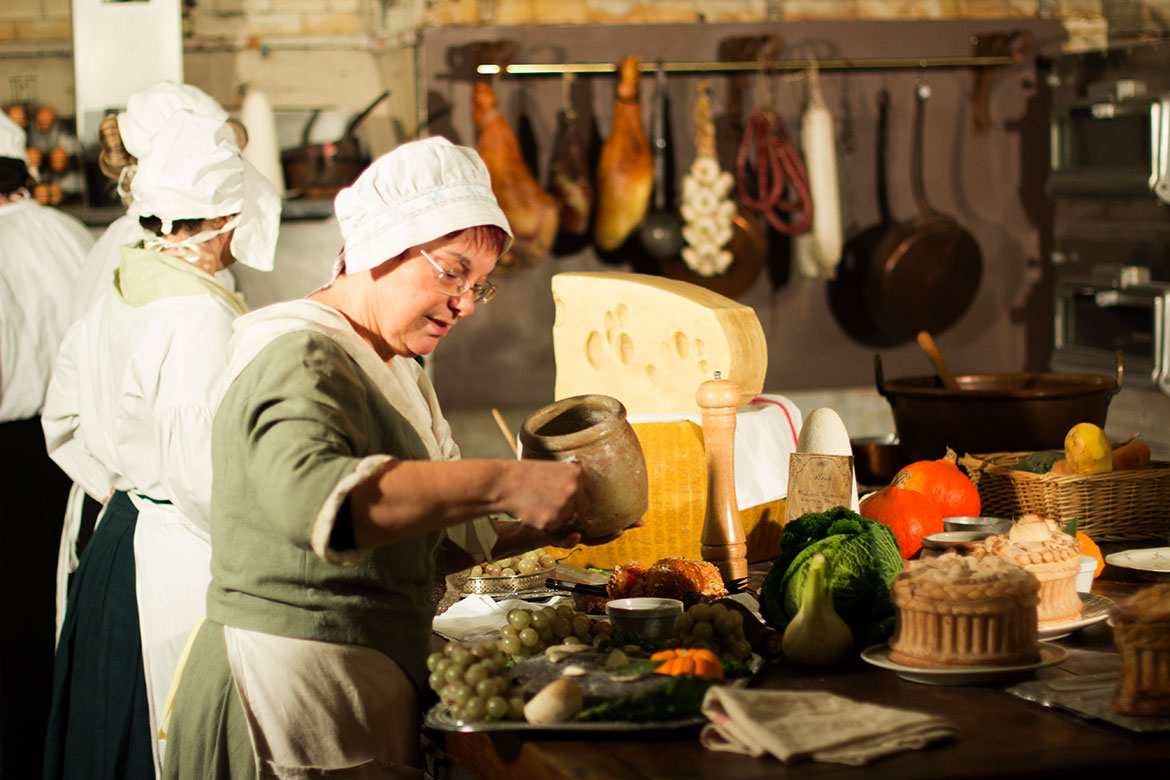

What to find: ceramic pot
left=518, top=394, right=648, bottom=538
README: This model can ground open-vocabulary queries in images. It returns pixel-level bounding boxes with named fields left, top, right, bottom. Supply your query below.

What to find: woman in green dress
left=162, top=136, right=630, bottom=778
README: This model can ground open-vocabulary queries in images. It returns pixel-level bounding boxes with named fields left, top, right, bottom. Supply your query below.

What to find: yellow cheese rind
left=551, top=272, right=767, bottom=415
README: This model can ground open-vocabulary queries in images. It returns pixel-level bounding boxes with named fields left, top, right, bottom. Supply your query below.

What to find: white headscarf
left=118, top=82, right=228, bottom=159
left=129, top=110, right=279, bottom=271
left=0, top=113, right=28, bottom=165
left=334, top=136, right=512, bottom=274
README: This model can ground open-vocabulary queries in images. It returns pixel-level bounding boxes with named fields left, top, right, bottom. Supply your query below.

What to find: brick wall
left=0, top=1, right=1151, bottom=155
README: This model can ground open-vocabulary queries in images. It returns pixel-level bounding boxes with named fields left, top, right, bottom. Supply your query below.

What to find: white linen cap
left=129, top=110, right=280, bottom=271
left=118, top=81, right=228, bottom=159
left=0, top=113, right=28, bottom=165
left=334, top=136, right=512, bottom=274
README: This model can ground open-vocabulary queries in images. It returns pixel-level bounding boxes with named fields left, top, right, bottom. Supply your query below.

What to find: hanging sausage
left=593, top=55, right=653, bottom=252
left=473, top=79, right=559, bottom=272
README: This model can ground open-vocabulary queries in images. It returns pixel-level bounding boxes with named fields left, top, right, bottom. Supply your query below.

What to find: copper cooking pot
left=875, top=351, right=1124, bottom=463
left=282, top=91, right=389, bottom=199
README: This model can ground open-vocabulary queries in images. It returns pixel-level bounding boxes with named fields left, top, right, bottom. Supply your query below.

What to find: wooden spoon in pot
left=916, top=330, right=958, bottom=390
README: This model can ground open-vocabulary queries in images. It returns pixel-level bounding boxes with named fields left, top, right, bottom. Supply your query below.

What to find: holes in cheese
left=552, top=272, right=767, bottom=415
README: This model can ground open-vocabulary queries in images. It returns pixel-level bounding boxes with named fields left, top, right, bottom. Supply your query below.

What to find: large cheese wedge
left=551, top=272, right=767, bottom=415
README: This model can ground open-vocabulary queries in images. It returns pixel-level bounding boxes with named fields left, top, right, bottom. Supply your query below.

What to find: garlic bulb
left=680, top=82, right=735, bottom=277
left=781, top=551, right=854, bottom=666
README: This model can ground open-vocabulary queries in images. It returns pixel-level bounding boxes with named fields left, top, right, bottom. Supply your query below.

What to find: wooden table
left=428, top=562, right=1170, bottom=780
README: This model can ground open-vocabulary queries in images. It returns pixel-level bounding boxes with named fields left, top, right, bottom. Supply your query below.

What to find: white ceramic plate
left=1104, top=547, right=1170, bottom=581
left=1038, top=593, right=1114, bottom=640
left=861, top=642, right=1069, bottom=686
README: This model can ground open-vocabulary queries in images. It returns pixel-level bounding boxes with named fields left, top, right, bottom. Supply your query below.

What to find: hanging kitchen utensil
left=281, top=90, right=389, bottom=199
left=827, top=90, right=904, bottom=346
left=639, top=65, right=684, bottom=261
left=863, top=82, right=983, bottom=342
left=828, top=87, right=898, bottom=343
left=547, top=72, right=594, bottom=254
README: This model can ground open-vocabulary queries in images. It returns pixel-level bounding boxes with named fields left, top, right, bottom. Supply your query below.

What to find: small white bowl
left=1076, top=554, right=1097, bottom=593
left=604, top=597, right=683, bottom=640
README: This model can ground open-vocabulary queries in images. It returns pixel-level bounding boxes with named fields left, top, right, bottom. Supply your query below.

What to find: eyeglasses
left=419, top=249, right=498, bottom=304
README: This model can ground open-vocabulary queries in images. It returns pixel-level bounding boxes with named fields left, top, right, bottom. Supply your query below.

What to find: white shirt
left=0, top=198, right=93, bottom=421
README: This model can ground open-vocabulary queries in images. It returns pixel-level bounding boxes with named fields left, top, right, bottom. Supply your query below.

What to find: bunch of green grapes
left=470, top=549, right=559, bottom=577
left=671, top=602, right=753, bottom=661
left=426, top=641, right=525, bottom=722
left=498, top=604, right=613, bottom=661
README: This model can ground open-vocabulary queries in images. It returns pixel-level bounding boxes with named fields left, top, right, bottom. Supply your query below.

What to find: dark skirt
left=0, top=416, right=71, bottom=780
left=43, top=490, right=154, bottom=780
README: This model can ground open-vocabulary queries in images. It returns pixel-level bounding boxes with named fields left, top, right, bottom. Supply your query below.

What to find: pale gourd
left=795, top=407, right=859, bottom=510
left=1064, top=422, right=1112, bottom=474
left=523, top=677, right=584, bottom=725
left=780, top=551, right=854, bottom=667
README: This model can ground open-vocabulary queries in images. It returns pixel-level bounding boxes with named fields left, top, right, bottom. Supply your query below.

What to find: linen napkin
left=700, top=687, right=957, bottom=765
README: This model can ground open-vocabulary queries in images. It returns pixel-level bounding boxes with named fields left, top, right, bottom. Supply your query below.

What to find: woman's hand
left=501, top=460, right=590, bottom=537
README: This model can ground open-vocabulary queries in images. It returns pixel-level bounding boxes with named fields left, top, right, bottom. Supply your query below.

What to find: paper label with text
left=784, top=452, right=855, bottom=524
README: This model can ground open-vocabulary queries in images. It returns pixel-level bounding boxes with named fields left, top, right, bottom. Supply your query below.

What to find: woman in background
left=42, top=108, right=280, bottom=779
left=0, top=111, right=93, bottom=780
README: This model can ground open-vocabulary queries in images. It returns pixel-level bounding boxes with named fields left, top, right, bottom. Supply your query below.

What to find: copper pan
left=875, top=350, right=1123, bottom=463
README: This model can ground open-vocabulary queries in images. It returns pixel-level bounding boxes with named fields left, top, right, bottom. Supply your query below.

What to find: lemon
left=1064, top=423, right=1113, bottom=474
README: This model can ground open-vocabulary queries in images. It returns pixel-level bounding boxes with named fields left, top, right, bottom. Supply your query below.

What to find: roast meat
left=593, top=56, right=653, bottom=251
left=473, top=80, right=559, bottom=272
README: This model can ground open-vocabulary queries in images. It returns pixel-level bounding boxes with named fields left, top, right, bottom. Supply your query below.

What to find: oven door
left=1053, top=274, right=1170, bottom=395
left=1049, top=94, right=1170, bottom=203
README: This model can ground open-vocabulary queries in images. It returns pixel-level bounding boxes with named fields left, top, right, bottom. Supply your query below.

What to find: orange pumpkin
left=892, top=448, right=981, bottom=519
left=650, top=648, right=724, bottom=679
left=1077, top=531, right=1105, bottom=578
left=859, top=484, right=943, bottom=559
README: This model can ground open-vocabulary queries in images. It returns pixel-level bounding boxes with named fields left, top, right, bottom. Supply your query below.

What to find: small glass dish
left=921, top=531, right=991, bottom=558
left=604, top=597, right=683, bottom=640
left=943, top=516, right=1012, bottom=535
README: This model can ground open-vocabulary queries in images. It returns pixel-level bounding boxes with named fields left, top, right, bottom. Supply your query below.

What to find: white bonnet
left=0, top=112, right=28, bottom=165
left=119, top=82, right=228, bottom=159
left=334, top=136, right=512, bottom=274
left=129, top=110, right=244, bottom=230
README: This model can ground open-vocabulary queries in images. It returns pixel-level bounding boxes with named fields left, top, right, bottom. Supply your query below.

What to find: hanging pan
left=864, top=82, right=982, bottom=343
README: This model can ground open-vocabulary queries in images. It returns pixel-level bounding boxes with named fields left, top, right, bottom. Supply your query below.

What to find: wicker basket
left=958, top=452, right=1170, bottom=542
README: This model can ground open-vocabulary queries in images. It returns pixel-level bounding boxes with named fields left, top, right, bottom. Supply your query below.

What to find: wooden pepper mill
left=697, top=373, right=748, bottom=583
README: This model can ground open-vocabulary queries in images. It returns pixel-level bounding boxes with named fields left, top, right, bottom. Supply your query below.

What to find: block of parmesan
left=551, top=272, right=767, bottom=414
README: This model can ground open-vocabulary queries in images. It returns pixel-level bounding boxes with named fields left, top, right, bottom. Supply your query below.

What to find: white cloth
left=0, top=199, right=93, bottom=421
left=0, top=112, right=28, bottom=163
left=118, top=81, right=228, bottom=159
left=627, top=393, right=803, bottom=507
left=700, top=688, right=957, bottom=765
left=41, top=252, right=243, bottom=776
left=129, top=111, right=280, bottom=272
left=334, top=136, right=512, bottom=274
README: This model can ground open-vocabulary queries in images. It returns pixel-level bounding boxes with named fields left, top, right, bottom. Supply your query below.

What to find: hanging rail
left=476, top=55, right=1021, bottom=76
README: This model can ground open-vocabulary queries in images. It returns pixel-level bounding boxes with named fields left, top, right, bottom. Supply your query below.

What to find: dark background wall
left=420, top=19, right=1067, bottom=409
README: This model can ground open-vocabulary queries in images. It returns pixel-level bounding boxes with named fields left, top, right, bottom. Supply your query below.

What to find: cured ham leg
left=593, top=56, right=652, bottom=251
left=474, top=80, right=559, bottom=271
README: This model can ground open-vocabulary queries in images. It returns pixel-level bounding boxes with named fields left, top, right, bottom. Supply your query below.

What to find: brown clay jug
left=518, top=395, right=648, bottom=538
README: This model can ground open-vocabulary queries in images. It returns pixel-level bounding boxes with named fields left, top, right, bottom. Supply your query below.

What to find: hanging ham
left=473, top=79, right=559, bottom=272
left=547, top=86, right=593, bottom=237
left=593, top=56, right=653, bottom=252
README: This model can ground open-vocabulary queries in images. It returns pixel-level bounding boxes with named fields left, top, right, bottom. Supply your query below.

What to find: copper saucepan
left=864, top=82, right=982, bottom=343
